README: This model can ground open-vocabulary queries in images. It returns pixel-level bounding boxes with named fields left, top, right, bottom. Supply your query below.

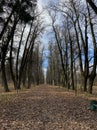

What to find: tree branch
left=87, top=0, right=97, bottom=14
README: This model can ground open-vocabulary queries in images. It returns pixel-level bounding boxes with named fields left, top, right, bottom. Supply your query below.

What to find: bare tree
left=86, top=2, right=97, bottom=94
left=0, top=0, right=36, bottom=91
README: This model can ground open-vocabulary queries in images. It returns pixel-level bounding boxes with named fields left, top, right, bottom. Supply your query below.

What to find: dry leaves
left=0, top=85, right=97, bottom=130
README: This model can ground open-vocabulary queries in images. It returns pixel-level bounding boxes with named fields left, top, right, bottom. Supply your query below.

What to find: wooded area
left=0, top=0, right=97, bottom=94
left=0, top=0, right=45, bottom=92
left=0, top=0, right=97, bottom=129
left=46, top=0, right=97, bottom=94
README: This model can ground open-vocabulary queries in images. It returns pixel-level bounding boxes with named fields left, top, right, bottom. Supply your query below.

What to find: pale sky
left=37, top=0, right=59, bottom=10
left=37, top=0, right=52, bottom=25
left=37, top=0, right=59, bottom=23
left=37, top=0, right=51, bottom=74
left=37, top=0, right=61, bottom=75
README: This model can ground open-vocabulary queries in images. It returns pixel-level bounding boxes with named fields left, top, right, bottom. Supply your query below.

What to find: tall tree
left=86, top=1, right=97, bottom=94
left=0, top=0, right=36, bottom=91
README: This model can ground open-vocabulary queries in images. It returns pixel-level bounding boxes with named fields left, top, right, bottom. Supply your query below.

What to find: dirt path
left=0, top=85, right=97, bottom=130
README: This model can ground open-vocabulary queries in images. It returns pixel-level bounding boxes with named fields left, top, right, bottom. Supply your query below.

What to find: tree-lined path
left=0, top=85, right=97, bottom=130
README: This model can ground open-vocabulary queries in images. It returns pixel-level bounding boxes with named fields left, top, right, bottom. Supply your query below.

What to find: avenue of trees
left=0, top=0, right=97, bottom=94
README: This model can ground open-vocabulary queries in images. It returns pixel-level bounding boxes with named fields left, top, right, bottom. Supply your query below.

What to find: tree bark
left=67, top=24, right=75, bottom=90
left=86, top=0, right=97, bottom=14
left=89, top=71, right=96, bottom=94
left=1, top=50, right=10, bottom=92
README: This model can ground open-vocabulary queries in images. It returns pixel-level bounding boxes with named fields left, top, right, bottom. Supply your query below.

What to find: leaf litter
left=0, top=85, right=97, bottom=130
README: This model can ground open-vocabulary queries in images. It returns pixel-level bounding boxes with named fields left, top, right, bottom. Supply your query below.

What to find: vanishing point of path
left=0, top=85, right=97, bottom=130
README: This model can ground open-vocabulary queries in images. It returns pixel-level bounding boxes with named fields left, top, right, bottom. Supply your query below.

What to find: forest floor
left=0, top=85, right=97, bottom=130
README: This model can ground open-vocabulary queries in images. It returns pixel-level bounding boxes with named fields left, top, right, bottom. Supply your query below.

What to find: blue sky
left=37, top=0, right=61, bottom=75
left=37, top=0, right=95, bottom=76
left=37, top=0, right=53, bottom=73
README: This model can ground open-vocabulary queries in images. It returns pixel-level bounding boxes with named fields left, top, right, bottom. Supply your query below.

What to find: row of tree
left=0, top=0, right=97, bottom=94
left=0, top=0, right=45, bottom=91
left=46, top=0, right=97, bottom=94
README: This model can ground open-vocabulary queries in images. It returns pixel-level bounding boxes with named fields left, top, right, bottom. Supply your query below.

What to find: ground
left=0, top=85, right=97, bottom=130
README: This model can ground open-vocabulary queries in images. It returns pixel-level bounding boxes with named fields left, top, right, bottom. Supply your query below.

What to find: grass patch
left=0, top=93, right=15, bottom=103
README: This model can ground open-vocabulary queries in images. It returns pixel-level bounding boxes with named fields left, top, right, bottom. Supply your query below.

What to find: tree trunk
left=16, top=24, right=26, bottom=88
left=28, top=76, right=31, bottom=89
left=67, top=24, right=75, bottom=90
left=1, top=52, right=10, bottom=92
left=52, top=25, right=67, bottom=87
left=83, top=76, right=87, bottom=92
left=10, top=38, right=17, bottom=90
left=89, top=72, right=96, bottom=94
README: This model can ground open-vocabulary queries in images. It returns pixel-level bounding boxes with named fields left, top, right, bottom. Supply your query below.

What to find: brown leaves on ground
left=0, top=85, right=97, bottom=130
